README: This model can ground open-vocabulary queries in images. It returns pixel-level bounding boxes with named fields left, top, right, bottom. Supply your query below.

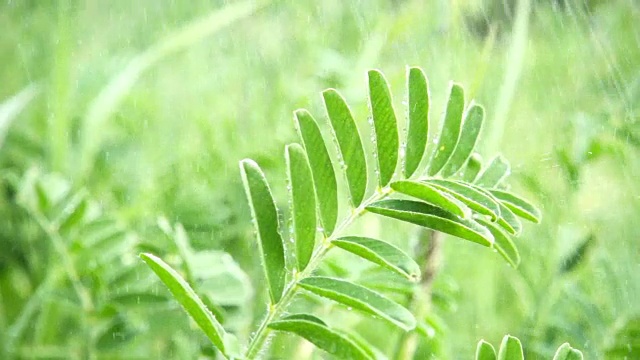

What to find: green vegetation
left=1, top=0, right=638, bottom=359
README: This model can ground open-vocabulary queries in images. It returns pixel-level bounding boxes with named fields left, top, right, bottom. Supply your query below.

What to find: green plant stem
left=31, top=212, right=94, bottom=312
left=244, top=188, right=389, bottom=359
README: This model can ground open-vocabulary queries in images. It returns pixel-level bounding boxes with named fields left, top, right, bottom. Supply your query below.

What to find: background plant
left=0, top=0, right=638, bottom=359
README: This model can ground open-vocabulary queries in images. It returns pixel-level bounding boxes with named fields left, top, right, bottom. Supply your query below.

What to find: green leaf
left=297, top=276, right=416, bottom=331
left=366, top=199, right=494, bottom=247
left=462, top=153, right=483, bottom=182
left=495, top=201, right=522, bottom=235
left=404, top=66, right=430, bottom=177
left=476, top=340, right=497, bottom=360
left=475, top=155, right=510, bottom=188
left=605, top=315, right=640, bottom=358
left=268, top=314, right=373, bottom=360
left=497, top=335, right=523, bottom=360
left=323, top=89, right=368, bottom=206
left=442, top=104, right=484, bottom=177
left=139, top=253, right=227, bottom=355
left=559, top=235, right=594, bottom=274
left=285, top=144, right=317, bottom=271
left=489, top=189, right=541, bottom=223
left=553, top=343, right=584, bottom=360
left=391, top=180, right=471, bottom=219
left=424, top=179, right=501, bottom=221
left=368, top=69, right=399, bottom=186
left=294, top=109, right=338, bottom=235
left=428, top=83, right=465, bottom=176
left=476, top=218, right=520, bottom=268
left=331, top=236, right=421, bottom=281
left=239, top=159, right=286, bottom=303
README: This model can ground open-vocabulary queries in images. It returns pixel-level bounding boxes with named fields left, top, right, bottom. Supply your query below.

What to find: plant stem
left=244, top=189, right=389, bottom=359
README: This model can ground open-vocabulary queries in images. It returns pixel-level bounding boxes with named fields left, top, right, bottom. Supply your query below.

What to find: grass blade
left=497, top=335, right=523, bottom=360
left=405, top=67, right=430, bottom=177
left=298, top=276, right=416, bottom=331
left=286, top=144, right=317, bottom=271
left=294, top=110, right=338, bottom=235
left=366, top=199, right=494, bottom=247
left=553, top=343, right=584, bottom=360
left=425, top=179, right=501, bottom=221
left=476, top=219, right=520, bottom=268
left=78, top=1, right=259, bottom=178
left=391, top=180, right=471, bottom=219
left=239, top=159, right=286, bottom=303
left=368, top=69, right=399, bottom=186
left=428, top=83, right=465, bottom=176
left=323, top=89, right=368, bottom=206
left=475, top=155, right=511, bottom=188
left=332, top=236, right=421, bottom=281
left=442, top=104, right=485, bottom=177
left=139, top=253, right=227, bottom=355
left=489, top=189, right=541, bottom=223
left=476, top=339, right=497, bottom=360
left=268, top=314, right=373, bottom=360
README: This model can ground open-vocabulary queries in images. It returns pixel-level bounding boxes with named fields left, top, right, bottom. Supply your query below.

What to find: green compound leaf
left=475, top=155, right=511, bottom=188
left=332, top=236, right=421, bottom=281
left=476, top=218, right=520, bottom=268
left=489, top=189, right=542, bottom=223
left=294, top=109, right=338, bottom=235
left=553, top=343, right=584, bottom=360
left=268, top=314, right=373, bottom=360
left=140, top=253, right=230, bottom=356
left=476, top=339, right=497, bottom=360
left=424, top=179, right=501, bottom=221
left=391, top=180, right=471, bottom=219
left=366, top=199, right=494, bottom=247
left=442, top=104, right=485, bottom=177
left=428, top=83, right=465, bottom=176
left=498, top=335, right=524, bottom=360
left=462, top=153, right=483, bottom=182
left=239, top=159, right=286, bottom=303
left=285, top=144, right=317, bottom=271
left=368, top=69, right=399, bottom=187
left=323, top=89, right=368, bottom=207
left=405, top=66, right=430, bottom=178
left=298, top=276, right=416, bottom=331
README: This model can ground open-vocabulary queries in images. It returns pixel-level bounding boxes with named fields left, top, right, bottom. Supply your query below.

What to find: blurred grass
left=1, top=0, right=638, bottom=358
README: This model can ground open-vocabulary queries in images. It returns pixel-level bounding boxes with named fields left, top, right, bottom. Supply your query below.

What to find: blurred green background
left=1, top=0, right=638, bottom=359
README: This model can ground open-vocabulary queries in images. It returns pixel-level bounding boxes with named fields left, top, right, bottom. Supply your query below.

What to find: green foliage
left=141, top=68, right=545, bottom=358
left=475, top=335, right=583, bottom=360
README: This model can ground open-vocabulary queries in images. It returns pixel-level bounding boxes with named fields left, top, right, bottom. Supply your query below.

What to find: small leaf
left=294, top=109, right=338, bottom=235
left=332, top=236, right=421, bottom=281
left=476, top=339, right=497, bottom=360
left=297, top=276, right=416, bottom=331
left=368, top=69, right=399, bottom=186
left=442, top=104, right=485, bottom=177
left=286, top=144, right=317, bottom=271
left=140, top=253, right=227, bottom=355
left=497, top=335, right=523, bottom=360
left=475, top=155, right=510, bottom=188
left=404, top=66, right=430, bottom=177
left=323, top=89, right=368, bottom=206
left=495, top=202, right=522, bottom=235
left=239, top=159, right=286, bottom=303
left=462, top=153, right=483, bottom=182
left=489, top=189, right=541, bottom=223
left=424, top=179, right=501, bottom=221
left=58, top=196, right=89, bottom=233
left=476, top=218, right=520, bottom=268
left=559, top=235, right=594, bottom=274
left=553, top=343, right=584, bottom=360
left=391, top=180, right=471, bottom=219
left=428, top=83, right=465, bottom=176
left=366, top=199, right=494, bottom=247
left=268, top=314, right=373, bottom=360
